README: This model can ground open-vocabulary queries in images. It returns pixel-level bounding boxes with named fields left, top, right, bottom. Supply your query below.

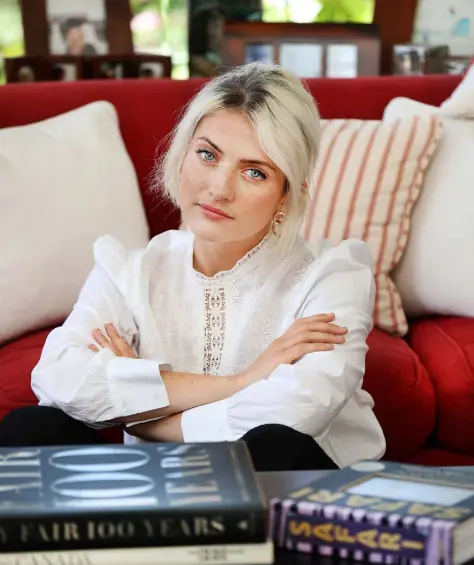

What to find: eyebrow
left=197, top=136, right=277, bottom=172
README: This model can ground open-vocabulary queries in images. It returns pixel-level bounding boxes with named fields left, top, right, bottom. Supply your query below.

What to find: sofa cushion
left=0, top=101, right=150, bottom=346
left=408, top=317, right=474, bottom=455
left=384, top=99, right=474, bottom=320
left=302, top=116, right=441, bottom=337
left=0, top=327, right=122, bottom=442
left=364, top=328, right=436, bottom=460
left=440, top=63, right=474, bottom=118
left=406, top=447, right=474, bottom=467
left=0, top=328, right=47, bottom=420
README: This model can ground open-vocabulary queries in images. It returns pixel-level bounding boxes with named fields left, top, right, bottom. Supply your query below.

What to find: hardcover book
left=0, top=540, right=274, bottom=565
left=269, top=461, right=474, bottom=565
left=0, top=442, right=267, bottom=553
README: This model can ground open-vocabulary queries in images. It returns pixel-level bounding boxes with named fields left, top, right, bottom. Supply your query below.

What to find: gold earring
left=272, top=211, right=286, bottom=236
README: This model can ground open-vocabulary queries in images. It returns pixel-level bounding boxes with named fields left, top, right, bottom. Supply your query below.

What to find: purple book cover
left=270, top=461, right=474, bottom=565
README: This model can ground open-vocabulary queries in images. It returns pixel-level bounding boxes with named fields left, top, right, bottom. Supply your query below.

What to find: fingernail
left=106, top=323, right=113, bottom=330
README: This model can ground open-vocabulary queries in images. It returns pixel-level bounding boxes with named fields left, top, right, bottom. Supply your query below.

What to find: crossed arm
left=32, top=238, right=373, bottom=443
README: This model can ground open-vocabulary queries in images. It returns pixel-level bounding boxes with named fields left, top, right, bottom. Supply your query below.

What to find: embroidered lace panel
left=192, top=232, right=273, bottom=285
left=203, top=287, right=226, bottom=374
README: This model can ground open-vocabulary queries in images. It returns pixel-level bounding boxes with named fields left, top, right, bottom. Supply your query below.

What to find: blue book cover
left=270, top=461, right=474, bottom=565
left=0, top=442, right=267, bottom=552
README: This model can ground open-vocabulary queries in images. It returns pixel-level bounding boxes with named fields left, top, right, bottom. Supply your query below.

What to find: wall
left=413, top=0, right=474, bottom=55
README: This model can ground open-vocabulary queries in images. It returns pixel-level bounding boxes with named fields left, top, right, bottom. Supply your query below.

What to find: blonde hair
left=155, top=62, right=321, bottom=253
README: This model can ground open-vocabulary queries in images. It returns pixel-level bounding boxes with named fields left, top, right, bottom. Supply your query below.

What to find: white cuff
left=181, top=399, right=230, bottom=443
left=105, top=357, right=170, bottom=418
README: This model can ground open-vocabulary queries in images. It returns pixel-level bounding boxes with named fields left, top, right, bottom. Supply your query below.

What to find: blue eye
left=245, top=168, right=267, bottom=181
left=197, top=149, right=215, bottom=162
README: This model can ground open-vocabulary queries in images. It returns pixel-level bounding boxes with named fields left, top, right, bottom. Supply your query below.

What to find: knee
left=242, top=423, right=311, bottom=443
left=0, top=406, right=61, bottom=446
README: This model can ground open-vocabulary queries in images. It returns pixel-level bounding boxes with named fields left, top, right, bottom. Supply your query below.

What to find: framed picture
left=5, top=55, right=84, bottom=83
left=19, top=0, right=133, bottom=56
left=46, top=0, right=108, bottom=56
left=280, top=43, right=323, bottom=78
left=88, top=54, right=172, bottom=80
left=245, top=44, right=274, bottom=65
left=47, top=55, right=84, bottom=81
left=5, top=56, right=48, bottom=83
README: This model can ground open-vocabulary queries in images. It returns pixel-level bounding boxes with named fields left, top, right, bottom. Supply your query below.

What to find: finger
left=306, top=322, right=348, bottom=335
left=287, top=314, right=337, bottom=334
left=301, top=313, right=336, bottom=323
left=88, top=344, right=99, bottom=353
left=104, top=323, right=130, bottom=357
left=92, top=328, right=119, bottom=355
left=281, top=342, right=335, bottom=364
left=287, top=322, right=347, bottom=339
left=283, top=331, right=345, bottom=349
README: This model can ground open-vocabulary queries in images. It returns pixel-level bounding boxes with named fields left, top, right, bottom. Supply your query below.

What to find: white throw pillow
left=0, top=102, right=149, bottom=345
left=440, top=64, right=474, bottom=118
left=384, top=97, right=474, bottom=319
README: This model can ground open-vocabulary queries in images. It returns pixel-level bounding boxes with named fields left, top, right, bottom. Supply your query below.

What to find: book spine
left=0, top=508, right=267, bottom=553
left=0, top=540, right=274, bottom=565
left=274, top=500, right=433, bottom=561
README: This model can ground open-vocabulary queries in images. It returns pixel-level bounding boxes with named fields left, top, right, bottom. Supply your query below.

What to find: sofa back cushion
left=0, top=75, right=461, bottom=238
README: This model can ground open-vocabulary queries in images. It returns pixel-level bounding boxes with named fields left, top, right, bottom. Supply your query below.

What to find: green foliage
left=0, top=0, right=24, bottom=84
left=317, top=0, right=374, bottom=23
left=130, top=0, right=188, bottom=78
left=263, top=0, right=374, bottom=23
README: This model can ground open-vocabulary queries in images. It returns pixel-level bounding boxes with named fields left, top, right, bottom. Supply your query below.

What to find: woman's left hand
left=88, top=323, right=138, bottom=358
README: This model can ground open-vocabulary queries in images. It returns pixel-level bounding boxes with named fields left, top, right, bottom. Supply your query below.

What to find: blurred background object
left=131, top=0, right=188, bottom=78
left=262, top=0, right=375, bottom=24
left=0, top=0, right=24, bottom=84
left=393, top=44, right=449, bottom=75
left=0, top=0, right=472, bottom=83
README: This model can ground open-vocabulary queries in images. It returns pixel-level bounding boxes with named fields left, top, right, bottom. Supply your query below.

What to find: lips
left=199, top=204, right=233, bottom=219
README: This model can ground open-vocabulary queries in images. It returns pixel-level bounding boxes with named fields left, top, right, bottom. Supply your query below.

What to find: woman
left=0, top=63, right=385, bottom=471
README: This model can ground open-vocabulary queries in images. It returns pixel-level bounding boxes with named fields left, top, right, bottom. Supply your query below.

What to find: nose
left=208, top=167, right=235, bottom=201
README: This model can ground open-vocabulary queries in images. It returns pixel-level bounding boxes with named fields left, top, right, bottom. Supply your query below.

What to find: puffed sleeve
left=180, top=239, right=375, bottom=442
left=31, top=236, right=170, bottom=426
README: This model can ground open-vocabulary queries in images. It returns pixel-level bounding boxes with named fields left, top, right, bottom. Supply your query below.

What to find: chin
left=187, top=221, right=233, bottom=243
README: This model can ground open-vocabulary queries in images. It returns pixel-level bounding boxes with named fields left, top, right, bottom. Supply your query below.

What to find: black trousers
left=0, top=406, right=338, bottom=471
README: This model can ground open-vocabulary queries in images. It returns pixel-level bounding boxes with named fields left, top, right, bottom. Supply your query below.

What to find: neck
left=193, top=229, right=268, bottom=277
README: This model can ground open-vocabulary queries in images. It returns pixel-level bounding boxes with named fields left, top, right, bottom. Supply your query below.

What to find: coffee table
left=258, top=470, right=333, bottom=564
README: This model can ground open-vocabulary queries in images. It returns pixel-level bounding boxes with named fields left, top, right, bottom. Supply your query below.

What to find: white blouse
left=31, top=230, right=386, bottom=467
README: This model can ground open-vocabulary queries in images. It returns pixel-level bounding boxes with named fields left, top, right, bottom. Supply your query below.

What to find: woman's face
left=178, top=109, right=287, bottom=244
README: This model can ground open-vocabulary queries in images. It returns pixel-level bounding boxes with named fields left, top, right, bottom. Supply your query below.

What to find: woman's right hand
left=238, top=313, right=347, bottom=387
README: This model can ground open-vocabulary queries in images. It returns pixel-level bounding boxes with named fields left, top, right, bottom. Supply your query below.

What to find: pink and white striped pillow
left=302, top=116, right=441, bottom=336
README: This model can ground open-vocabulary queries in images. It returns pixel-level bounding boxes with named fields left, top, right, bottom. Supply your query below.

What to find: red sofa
left=1, top=74, right=474, bottom=465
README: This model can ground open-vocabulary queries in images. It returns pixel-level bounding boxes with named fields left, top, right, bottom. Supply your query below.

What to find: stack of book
left=0, top=442, right=273, bottom=564
left=270, top=460, right=474, bottom=565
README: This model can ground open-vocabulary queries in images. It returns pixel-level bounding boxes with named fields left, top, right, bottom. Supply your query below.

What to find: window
left=130, top=0, right=188, bottom=78
left=262, top=0, right=375, bottom=24
left=0, top=0, right=24, bottom=84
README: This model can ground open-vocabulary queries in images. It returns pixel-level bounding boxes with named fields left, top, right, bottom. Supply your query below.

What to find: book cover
left=269, top=461, right=474, bottom=565
left=0, top=442, right=267, bottom=553
left=0, top=540, right=274, bottom=565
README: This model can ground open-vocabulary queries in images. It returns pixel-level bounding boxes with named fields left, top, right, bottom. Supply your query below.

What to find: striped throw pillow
left=302, top=116, right=441, bottom=336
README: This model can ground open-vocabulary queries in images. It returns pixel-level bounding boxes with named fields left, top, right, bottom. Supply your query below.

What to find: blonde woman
left=0, top=63, right=385, bottom=470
